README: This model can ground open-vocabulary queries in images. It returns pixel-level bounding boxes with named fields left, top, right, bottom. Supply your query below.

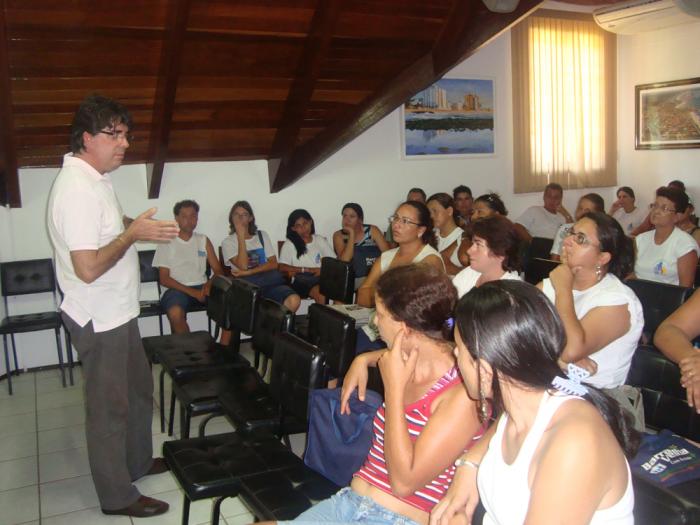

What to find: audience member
left=385, top=187, right=428, bottom=246
left=550, top=193, right=605, bottom=261
left=431, top=280, right=639, bottom=525
left=332, top=202, right=389, bottom=289
left=270, top=265, right=485, bottom=525
left=630, top=180, right=688, bottom=237
left=357, top=201, right=443, bottom=307
left=221, top=201, right=300, bottom=312
left=279, top=209, right=335, bottom=304
left=153, top=200, right=224, bottom=334
left=539, top=212, right=644, bottom=427
left=654, top=288, right=700, bottom=412
left=609, top=186, right=647, bottom=236
left=453, top=185, right=473, bottom=229
left=456, top=192, right=510, bottom=267
left=634, top=187, right=699, bottom=287
left=427, top=193, right=464, bottom=275
left=515, top=182, right=573, bottom=242
left=677, top=199, right=700, bottom=245
left=453, top=215, right=521, bottom=297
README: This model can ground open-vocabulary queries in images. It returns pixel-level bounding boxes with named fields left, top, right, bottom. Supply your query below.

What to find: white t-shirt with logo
left=279, top=234, right=335, bottom=268
left=516, top=206, right=567, bottom=239
left=613, top=206, right=648, bottom=236
left=221, top=230, right=275, bottom=271
left=634, top=228, right=699, bottom=285
left=453, top=266, right=521, bottom=298
left=153, top=233, right=209, bottom=286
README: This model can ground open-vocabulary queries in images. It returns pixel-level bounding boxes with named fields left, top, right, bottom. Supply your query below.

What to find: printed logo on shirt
left=315, top=253, right=321, bottom=265
left=653, top=261, right=667, bottom=276
left=247, top=247, right=267, bottom=269
left=197, top=250, right=206, bottom=257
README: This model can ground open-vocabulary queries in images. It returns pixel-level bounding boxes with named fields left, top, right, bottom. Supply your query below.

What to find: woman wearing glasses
left=549, top=193, right=605, bottom=262
left=634, top=187, right=699, bottom=287
left=357, top=201, right=443, bottom=307
left=538, top=212, right=644, bottom=427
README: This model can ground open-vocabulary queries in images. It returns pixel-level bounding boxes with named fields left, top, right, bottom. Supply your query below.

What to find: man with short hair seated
left=153, top=199, right=224, bottom=334
left=514, top=182, right=573, bottom=242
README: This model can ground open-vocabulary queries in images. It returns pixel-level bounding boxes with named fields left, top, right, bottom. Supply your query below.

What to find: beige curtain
left=512, top=10, right=616, bottom=193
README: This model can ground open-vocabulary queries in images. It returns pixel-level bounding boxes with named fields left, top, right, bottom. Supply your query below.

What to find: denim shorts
left=160, top=285, right=205, bottom=313
left=280, top=487, right=421, bottom=525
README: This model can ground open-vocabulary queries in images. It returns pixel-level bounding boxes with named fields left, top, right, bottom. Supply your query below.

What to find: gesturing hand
left=378, top=330, right=418, bottom=394
left=126, top=208, right=179, bottom=243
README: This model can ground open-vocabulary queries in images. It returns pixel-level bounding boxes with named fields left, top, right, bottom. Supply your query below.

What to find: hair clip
left=551, top=363, right=590, bottom=397
left=445, top=317, right=455, bottom=329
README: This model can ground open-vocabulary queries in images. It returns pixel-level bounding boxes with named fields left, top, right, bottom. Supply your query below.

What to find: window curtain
left=512, top=10, right=616, bottom=193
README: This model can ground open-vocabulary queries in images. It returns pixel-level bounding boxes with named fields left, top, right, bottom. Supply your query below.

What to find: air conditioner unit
left=594, top=0, right=700, bottom=34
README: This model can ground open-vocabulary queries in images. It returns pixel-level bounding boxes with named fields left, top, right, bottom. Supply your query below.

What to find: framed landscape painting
left=635, top=77, right=700, bottom=150
left=401, top=78, right=495, bottom=158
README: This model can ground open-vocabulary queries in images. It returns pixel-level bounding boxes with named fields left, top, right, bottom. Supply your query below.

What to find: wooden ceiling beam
left=269, top=0, right=543, bottom=192
left=268, top=0, right=343, bottom=190
left=146, top=0, right=192, bottom=199
left=0, top=0, right=20, bottom=207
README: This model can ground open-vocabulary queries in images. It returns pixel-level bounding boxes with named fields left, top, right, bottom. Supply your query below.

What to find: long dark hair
left=580, top=212, right=634, bottom=279
left=455, top=280, right=640, bottom=457
left=286, top=209, right=315, bottom=259
left=377, top=264, right=457, bottom=342
left=474, top=193, right=508, bottom=216
left=398, top=201, right=437, bottom=248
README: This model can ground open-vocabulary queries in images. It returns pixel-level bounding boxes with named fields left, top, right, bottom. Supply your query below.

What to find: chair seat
left=173, top=368, right=268, bottom=414
left=219, top=389, right=307, bottom=435
left=142, top=331, right=213, bottom=365
left=240, top=464, right=340, bottom=521
left=139, top=300, right=163, bottom=318
left=633, top=474, right=700, bottom=524
left=160, top=345, right=250, bottom=380
left=163, top=431, right=303, bottom=501
left=0, top=311, right=62, bottom=333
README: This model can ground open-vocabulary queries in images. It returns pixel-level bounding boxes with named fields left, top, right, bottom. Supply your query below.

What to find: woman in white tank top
left=431, top=281, right=640, bottom=525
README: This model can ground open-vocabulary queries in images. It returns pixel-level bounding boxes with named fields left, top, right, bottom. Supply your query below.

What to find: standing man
left=153, top=199, right=224, bottom=334
left=453, top=185, right=473, bottom=229
left=47, top=95, right=179, bottom=517
left=514, top=182, right=573, bottom=242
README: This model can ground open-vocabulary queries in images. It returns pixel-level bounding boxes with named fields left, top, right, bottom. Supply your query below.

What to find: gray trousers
left=62, top=314, right=154, bottom=510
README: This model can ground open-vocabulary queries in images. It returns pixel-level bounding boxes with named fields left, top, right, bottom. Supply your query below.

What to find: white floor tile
left=38, top=424, right=87, bottom=454
left=220, top=495, right=251, bottom=518
left=39, top=446, right=91, bottom=483
left=0, top=412, right=37, bottom=438
left=0, top=379, right=35, bottom=399
left=37, top=404, right=85, bottom=431
left=0, top=485, right=40, bottom=524
left=225, top=512, right=255, bottom=525
left=35, top=369, right=83, bottom=394
left=40, top=475, right=100, bottom=518
left=36, top=388, right=84, bottom=411
left=0, top=456, right=38, bottom=491
left=0, top=393, right=36, bottom=417
left=40, top=506, right=131, bottom=525
left=134, top=470, right=179, bottom=496
left=135, top=488, right=217, bottom=525
left=0, top=431, right=37, bottom=462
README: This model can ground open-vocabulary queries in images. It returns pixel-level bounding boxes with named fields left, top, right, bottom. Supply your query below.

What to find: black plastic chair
left=307, top=303, right=356, bottom=382
left=526, top=236, right=554, bottom=260
left=625, top=279, right=693, bottom=343
left=137, top=250, right=165, bottom=336
left=633, top=465, right=700, bottom=524
left=319, top=257, right=354, bottom=304
left=523, top=257, right=560, bottom=285
left=0, top=258, right=73, bottom=394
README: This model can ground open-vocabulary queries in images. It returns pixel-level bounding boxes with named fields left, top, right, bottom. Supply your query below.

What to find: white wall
left=617, top=20, right=700, bottom=204
left=0, top=26, right=643, bottom=373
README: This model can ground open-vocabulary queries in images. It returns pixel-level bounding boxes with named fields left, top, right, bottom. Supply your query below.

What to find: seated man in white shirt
left=152, top=200, right=224, bottom=334
left=515, top=182, right=573, bottom=242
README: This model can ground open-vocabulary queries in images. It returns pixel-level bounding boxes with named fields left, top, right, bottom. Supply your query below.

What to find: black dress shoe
left=103, top=495, right=169, bottom=517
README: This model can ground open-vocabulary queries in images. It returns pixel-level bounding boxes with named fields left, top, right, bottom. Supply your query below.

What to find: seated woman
left=550, top=192, right=605, bottom=261
left=279, top=209, right=336, bottom=304
left=538, top=212, right=644, bottom=428
left=426, top=193, right=464, bottom=275
left=609, top=186, right=647, bottom=236
left=452, top=215, right=521, bottom=298
left=676, top=199, right=700, bottom=246
left=634, top=187, right=699, bottom=287
left=270, top=264, right=485, bottom=525
left=654, top=288, right=700, bottom=413
left=431, top=280, right=639, bottom=525
left=332, top=203, right=389, bottom=290
left=357, top=201, right=443, bottom=308
left=221, top=201, right=301, bottom=312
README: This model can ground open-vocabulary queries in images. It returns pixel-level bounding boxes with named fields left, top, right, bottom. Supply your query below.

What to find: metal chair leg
left=181, top=495, right=190, bottom=525
left=198, top=413, right=219, bottom=438
left=10, top=333, right=19, bottom=374
left=211, top=496, right=225, bottom=525
left=180, top=403, right=191, bottom=439
left=168, top=390, right=176, bottom=436
left=159, top=369, right=166, bottom=433
left=2, top=334, right=12, bottom=395
left=158, top=314, right=164, bottom=336
left=54, top=328, right=66, bottom=387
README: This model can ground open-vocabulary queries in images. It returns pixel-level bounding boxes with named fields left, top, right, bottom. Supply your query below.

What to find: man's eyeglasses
left=564, top=227, right=597, bottom=247
left=649, top=203, right=677, bottom=214
left=388, top=215, right=420, bottom=226
left=99, top=130, right=134, bottom=143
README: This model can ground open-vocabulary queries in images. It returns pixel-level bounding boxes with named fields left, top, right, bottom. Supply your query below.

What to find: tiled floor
left=0, top=350, right=306, bottom=525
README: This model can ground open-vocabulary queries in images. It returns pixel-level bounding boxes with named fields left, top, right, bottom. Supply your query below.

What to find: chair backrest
left=0, top=258, right=57, bottom=298
left=626, top=344, right=700, bottom=441
left=226, top=278, right=260, bottom=334
left=319, top=257, right=354, bottom=304
left=523, top=257, right=559, bottom=285
left=207, top=275, right=234, bottom=328
left=527, top=237, right=554, bottom=260
left=269, top=332, right=326, bottom=422
left=632, top=473, right=700, bottom=525
left=625, top=279, right=692, bottom=340
left=307, top=303, right=356, bottom=381
left=137, top=250, right=159, bottom=284
left=252, top=298, right=294, bottom=360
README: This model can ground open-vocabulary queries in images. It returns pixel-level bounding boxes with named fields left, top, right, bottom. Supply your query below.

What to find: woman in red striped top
left=274, top=264, right=486, bottom=525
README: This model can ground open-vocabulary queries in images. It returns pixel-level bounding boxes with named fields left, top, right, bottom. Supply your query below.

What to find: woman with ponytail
left=431, top=280, right=640, bottom=525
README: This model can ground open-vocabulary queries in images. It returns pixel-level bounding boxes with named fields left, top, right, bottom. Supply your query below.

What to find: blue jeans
left=282, top=487, right=421, bottom=525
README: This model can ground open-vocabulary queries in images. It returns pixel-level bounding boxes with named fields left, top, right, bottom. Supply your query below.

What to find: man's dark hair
left=544, top=182, right=563, bottom=195
left=70, top=94, right=133, bottom=154
left=407, top=187, right=427, bottom=201
left=453, top=185, right=473, bottom=198
left=174, top=200, right=200, bottom=216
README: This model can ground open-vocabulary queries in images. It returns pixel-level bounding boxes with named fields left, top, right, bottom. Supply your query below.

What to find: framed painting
left=635, top=77, right=700, bottom=150
left=401, top=77, right=495, bottom=158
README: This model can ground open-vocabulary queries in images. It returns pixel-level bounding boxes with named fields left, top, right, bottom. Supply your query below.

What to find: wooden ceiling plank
left=0, top=0, right=20, bottom=207
left=270, top=0, right=543, bottom=192
left=268, top=0, right=343, bottom=189
left=146, top=0, right=192, bottom=199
